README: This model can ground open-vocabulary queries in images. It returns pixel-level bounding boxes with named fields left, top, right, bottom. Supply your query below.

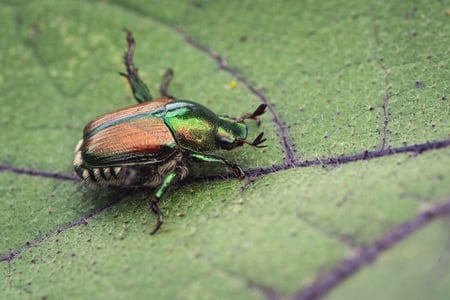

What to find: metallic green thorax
left=160, top=101, right=248, bottom=152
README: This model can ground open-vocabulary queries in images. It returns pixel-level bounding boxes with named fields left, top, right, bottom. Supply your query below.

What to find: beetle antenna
left=243, top=132, right=267, bottom=148
left=252, top=104, right=267, bottom=118
left=237, top=104, right=267, bottom=126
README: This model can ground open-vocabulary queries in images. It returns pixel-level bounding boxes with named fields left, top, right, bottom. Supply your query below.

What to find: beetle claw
left=149, top=201, right=164, bottom=235
left=150, top=220, right=164, bottom=235
left=229, top=164, right=245, bottom=179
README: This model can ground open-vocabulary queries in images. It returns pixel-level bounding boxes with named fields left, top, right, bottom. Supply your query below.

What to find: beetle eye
left=218, top=138, right=235, bottom=150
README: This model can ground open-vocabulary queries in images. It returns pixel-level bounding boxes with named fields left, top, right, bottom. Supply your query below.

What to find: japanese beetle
left=74, top=31, right=266, bottom=234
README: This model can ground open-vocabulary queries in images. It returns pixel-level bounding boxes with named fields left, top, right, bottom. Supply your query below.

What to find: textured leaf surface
left=1, top=1, right=449, bottom=299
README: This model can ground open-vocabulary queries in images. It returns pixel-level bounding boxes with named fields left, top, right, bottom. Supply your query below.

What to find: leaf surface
left=1, top=1, right=449, bottom=299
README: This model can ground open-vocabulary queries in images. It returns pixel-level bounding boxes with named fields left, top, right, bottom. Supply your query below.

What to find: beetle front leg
left=119, top=30, right=153, bottom=103
left=189, top=153, right=245, bottom=179
left=148, top=172, right=178, bottom=234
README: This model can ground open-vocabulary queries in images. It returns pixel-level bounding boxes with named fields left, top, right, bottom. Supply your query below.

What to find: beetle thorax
left=162, top=101, right=220, bottom=152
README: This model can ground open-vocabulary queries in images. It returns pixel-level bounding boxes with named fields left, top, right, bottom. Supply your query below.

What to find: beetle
left=73, top=30, right=266, bottom=234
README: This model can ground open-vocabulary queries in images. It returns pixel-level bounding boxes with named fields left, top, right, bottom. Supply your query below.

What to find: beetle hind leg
left=119, top=30, right=153, bottom=103
left=159, top=68, right=176, bottom=99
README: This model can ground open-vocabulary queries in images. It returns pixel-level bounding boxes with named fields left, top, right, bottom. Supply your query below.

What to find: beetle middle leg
left=189, top=152, right=245, bottom=178
left=148, top=172, right=178, bottom=234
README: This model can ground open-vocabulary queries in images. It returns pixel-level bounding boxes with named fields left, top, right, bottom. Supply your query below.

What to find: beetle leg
left=189, top=152, right=245, bottom=179
left=159, top=68, right=176, bottom=99
left=119, top=30, right=153, bottom=103
left=148, top=200, right=163, bottom=234
left=148, top=171, right=178, bottom=234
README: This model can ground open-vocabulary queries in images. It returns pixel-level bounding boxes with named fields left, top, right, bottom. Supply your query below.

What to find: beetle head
left=217, top=116, right=266, bottom=150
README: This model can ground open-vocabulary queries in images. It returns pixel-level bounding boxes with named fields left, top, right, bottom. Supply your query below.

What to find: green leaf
left=1, top=1, right=449, bottom=299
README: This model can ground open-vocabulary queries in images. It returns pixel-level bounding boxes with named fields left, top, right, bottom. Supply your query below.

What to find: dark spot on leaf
left=414, top=81, right=425, bottom=88
left=192, top=1, right=204, bottom=9
left=404, top=7, right=418, bottom=19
